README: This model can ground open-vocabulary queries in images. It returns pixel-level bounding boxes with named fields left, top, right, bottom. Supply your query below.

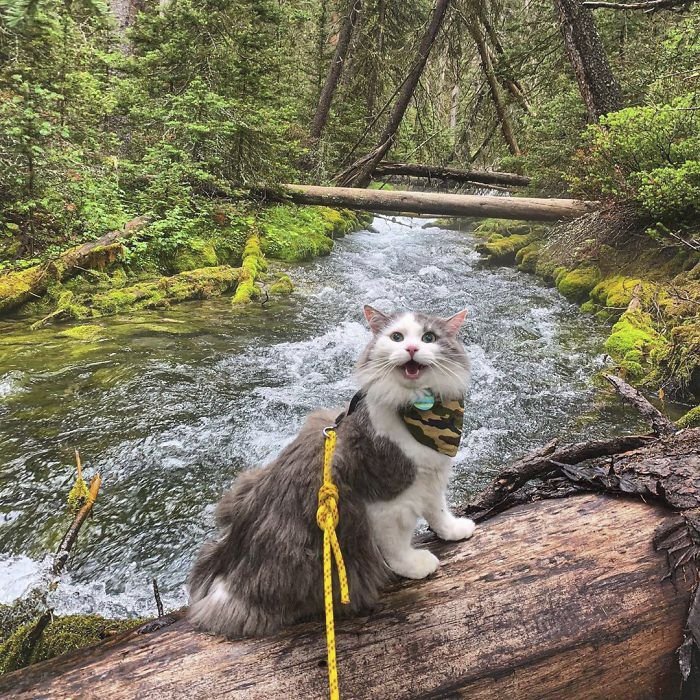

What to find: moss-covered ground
left=0, top=204, right=368, bottom=327
left=0, top=612, right=143, bottom=675
left=475, top=217, right=700, bottom=402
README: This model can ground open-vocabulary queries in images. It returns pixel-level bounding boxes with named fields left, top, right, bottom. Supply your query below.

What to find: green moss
left=93, top=266, right=240, bottom=316
left=655, top=320, right=700, bottom=398
left=556, top=267, right=601, bottom=303
left=165, top=265, right=240, bottom=301
left=0, top=614, right=142, bottom=674
left=58, top=324, right=104, bottom=342
left=472, top=219, right=549, bottom=240
left=232, top=234, right=265, bottom=304
left=589, top=276, right=658, bottom=312
left=604, top=309, right=668, bottom=379
left=475, top=233, right=532, bottom=264
left=0, top=267, right=45, bottom=314
left=259, top=204, right=363, bottom=262
left=677, top=405, right=700, bottom=429
left=515, top=243, right=540, bottom=272
left=269, top=274, right=294, bottom=295
left=168, top=238, right=219, bottom=274
left=29, top=290, right=93, bottom=329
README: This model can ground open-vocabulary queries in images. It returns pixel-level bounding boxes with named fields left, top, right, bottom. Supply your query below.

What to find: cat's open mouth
left=401, top=360, right=427, bottom=380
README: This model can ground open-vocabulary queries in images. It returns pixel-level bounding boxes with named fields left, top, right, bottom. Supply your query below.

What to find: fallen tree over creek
left=373, top=161, right=532, bottom=187
left=2, top=377, right=699, bottom=699
left=278, top=184, right=598, bottom=221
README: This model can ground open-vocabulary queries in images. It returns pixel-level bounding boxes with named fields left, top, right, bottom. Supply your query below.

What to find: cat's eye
left=422, top=332, right=437, bottom=343
left=390, top=332, right=404, bottom=342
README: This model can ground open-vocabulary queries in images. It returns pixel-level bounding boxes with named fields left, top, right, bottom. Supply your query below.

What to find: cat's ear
left=444, top=309, right=468, bottom=336
left=363, top=305, right=389, bottom=334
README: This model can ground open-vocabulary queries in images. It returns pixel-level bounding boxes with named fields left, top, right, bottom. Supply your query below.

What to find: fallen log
left=0, top=493, right=692, bottom=699
left=279, top=184, right=598, bottom=221
left=373, top=161, right=531, bottom=187
left=0, top=215, right=150, bottom=314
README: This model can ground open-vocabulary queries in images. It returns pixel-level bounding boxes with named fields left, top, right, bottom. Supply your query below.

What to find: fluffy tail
left=187, top=540, right=279, bottom=638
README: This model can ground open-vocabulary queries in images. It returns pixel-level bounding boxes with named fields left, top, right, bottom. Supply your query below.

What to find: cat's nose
left=405, top=345, right=418, bottom=357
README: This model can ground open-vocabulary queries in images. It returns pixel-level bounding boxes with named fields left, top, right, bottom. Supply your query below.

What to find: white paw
left=388, top=549, right=439, bottom=579
left=436, top=517, right=475, bottom=542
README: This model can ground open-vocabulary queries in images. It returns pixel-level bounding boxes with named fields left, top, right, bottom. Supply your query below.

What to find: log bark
left=1, top=493, right=692, bottom=699
left=373, top=161, right=531, bottom=187
left=335, top=0, right=451, bottom=188
left=0, top=215, right=150, bottom=314
left=278, top=184, right=599, bottom=221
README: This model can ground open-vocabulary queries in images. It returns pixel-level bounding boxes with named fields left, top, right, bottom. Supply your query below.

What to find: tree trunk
left=276, top=184, right=597, bottom=220
left=477, top=10, right=534, bottom=115
left=309, top=0, right=363, bottom=144
left=553, top=0, right=623, bottom=121
left=468, top=21, right=522, bottom=156
left=0, top=216, right=150, bottom=314
left=373, top=161, right=531, bottom=187
left=1, top=493, right=692, bottom=699
left=336, top=0, right=452, bottom=188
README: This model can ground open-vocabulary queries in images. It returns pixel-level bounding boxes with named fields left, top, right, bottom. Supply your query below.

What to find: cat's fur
left=187, top=307, right=474, bottom=637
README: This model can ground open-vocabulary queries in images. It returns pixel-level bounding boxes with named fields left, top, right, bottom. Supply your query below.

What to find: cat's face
left=356, top=306, right=470, bottom=405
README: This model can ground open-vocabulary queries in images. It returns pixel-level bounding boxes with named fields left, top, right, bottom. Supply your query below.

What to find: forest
left=0, top=0, right=699, bottom=697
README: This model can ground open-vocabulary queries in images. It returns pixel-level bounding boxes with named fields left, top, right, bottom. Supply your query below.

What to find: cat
left=187, top=305, right=474, bottom=637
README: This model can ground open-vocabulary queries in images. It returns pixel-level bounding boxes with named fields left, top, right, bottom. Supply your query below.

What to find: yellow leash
left=317, top=426, right=350, bottom=700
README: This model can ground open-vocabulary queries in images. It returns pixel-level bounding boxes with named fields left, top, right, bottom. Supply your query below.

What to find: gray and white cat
left=187, top=306, right=474, bottom=637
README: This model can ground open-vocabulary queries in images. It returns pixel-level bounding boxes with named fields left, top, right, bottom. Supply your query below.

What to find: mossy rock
left=515, top=243, right=540, bottom=273
left=556, top=267, right=601, bottom=303
left=677, top=405, right=700, bottom=429
left=57, top=324, right=105, bottom=342
left=259, top=204, right=364, bottom=262
left=604, top=309, right=668, bottom=380
left=473, top=219, right=535, bottom=239
left=589, top=276, right=657, bottom=313
left=0, top=614, right=142, bottom=674
left=475, top=234, right=532, bottom=265
left=269, top=274, right=294, bottom=296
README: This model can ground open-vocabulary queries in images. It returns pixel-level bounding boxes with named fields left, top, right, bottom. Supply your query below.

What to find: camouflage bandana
left=399, top=398, right=464, bottom=457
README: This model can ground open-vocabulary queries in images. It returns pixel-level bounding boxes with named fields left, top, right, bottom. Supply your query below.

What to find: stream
left=0, top=216, right=644, bottom=619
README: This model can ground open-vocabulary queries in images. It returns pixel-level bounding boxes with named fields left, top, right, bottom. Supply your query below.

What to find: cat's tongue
left=402, top=360, right=424, bottom=380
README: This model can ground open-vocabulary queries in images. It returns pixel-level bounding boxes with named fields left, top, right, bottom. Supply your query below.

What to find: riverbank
left=0, top=203, right=370, bottom=328
left=1, top=216, right=650, bottom=674
left=467, top=210, right=700, bottom=416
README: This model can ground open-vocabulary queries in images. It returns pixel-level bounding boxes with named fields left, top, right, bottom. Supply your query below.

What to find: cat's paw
left=388, top=549, right=439, bottom=579
left=436, top=517, right=475, bottom=542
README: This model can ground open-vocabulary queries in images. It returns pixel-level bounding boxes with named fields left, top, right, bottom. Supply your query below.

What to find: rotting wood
left=0, top=494, right=692, bottom=700
left=0, top=215, right=150, bottom=314
left=277, top=184, right=598, bottom=221
left=373, top=161, right=531, bottom=187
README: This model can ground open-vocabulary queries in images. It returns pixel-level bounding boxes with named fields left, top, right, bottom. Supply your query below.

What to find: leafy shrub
left=568, top=96, right=700, bottom=225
